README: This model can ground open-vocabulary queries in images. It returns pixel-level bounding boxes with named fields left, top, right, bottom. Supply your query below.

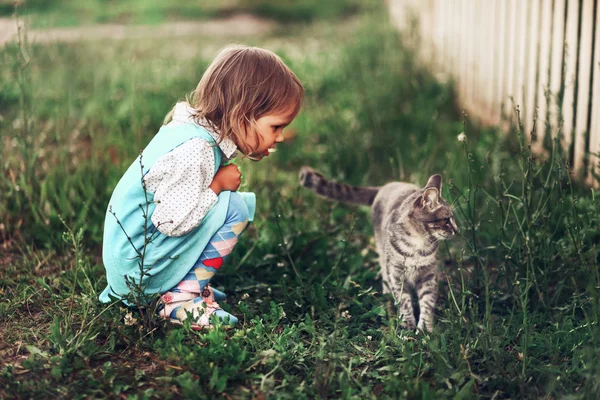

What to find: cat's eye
left=425, top=217, right=450, bottom=224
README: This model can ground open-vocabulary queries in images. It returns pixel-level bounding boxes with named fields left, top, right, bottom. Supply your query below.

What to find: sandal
left=158, top=285, right=237, bottom=330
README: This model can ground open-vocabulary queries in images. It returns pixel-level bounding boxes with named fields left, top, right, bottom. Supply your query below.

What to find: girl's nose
left=276, top=133, right=284, bottom=143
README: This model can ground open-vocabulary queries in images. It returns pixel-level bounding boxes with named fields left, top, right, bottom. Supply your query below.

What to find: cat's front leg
left=379, top=263, right=390, bottom=294
left=415, top=271, right=437, bottom=332
left=385, top=255, right=416, bottom=328
left=397, top=288, right=416, bottom=329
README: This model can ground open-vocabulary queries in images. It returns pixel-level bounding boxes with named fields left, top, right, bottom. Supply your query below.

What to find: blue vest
left=100, top=123, right=255, bottom=303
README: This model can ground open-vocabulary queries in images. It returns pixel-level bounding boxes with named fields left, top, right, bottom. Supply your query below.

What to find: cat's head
left=410, top=174, right=457, bottom=240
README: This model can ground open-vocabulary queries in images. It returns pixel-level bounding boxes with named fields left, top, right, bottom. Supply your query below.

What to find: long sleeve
left=143, top=138, right=219, bottom=237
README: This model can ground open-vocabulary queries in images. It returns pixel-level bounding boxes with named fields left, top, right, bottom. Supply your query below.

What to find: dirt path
left=0, top=14, right=275, bottom=46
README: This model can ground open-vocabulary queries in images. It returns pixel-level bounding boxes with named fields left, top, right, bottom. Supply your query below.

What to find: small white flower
left=341, top=310, right=351, bottom=319
left=367, top=335, right=372, bottom=340
left=124, top=312, right=137, bottom=326
left=241, top=293, right=250, bottom=300
left=457, top=132, right=467, bottom=142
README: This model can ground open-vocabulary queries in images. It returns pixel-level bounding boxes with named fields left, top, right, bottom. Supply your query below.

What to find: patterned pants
left=171, top=192, right=249, bottom=295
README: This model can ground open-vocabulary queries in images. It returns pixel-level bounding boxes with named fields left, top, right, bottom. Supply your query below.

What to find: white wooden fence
left=389, top=0, right=600, bottom=187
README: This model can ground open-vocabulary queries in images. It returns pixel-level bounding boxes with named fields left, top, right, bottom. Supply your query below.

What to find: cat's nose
left=446, top=218, right=458, bottom=236
left=449, top=219, right=458, bottom=235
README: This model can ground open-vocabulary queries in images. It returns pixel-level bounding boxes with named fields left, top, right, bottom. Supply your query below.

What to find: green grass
left=1, top=1, right=600, bottom=399
left=1, top=0, right=365, bottom=28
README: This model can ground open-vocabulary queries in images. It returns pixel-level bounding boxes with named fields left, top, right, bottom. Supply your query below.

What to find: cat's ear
left=414, top=187, right=440, bottom=210
left=422, top=188, right=440, bottom=210
left=425, top=174, right=442, bottom=192
left=418, top=174, right=441, bottom=210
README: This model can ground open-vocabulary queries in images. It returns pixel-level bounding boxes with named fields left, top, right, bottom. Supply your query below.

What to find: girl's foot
left=158, top=286, right=237, bottom=329
left=169, top=297, right=238, bottom=329
left=211, top=287, right=227, bottom=301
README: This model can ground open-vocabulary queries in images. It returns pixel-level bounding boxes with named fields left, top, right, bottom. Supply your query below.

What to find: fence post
left=588, top=0, right=600, bottom=187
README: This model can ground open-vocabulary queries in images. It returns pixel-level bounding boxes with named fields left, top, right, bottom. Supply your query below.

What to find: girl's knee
left=227, top=192, right=249, bottom=223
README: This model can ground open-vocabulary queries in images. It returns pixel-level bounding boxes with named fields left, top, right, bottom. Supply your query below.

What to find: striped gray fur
left=299, top=166, right=457, bottom=332
left=298, top=167, right=380, bottom=205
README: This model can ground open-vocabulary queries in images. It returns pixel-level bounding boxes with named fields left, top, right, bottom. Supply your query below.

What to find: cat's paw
left=398, top=331, right=415, bottom=341
left=413, top=329, right=431, bottom=342
left=399, top=320, right=416, bottom=331
left=416, top=319, right=433, bottom=333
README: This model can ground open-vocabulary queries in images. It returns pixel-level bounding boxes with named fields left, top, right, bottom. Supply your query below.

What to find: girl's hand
left=209, top=164, right=242, bottom=194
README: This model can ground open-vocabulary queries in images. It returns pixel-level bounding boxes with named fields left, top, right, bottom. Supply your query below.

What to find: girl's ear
left=235, top=118, right=253, bottom=154
left=243, top=115, right=253, bottom=128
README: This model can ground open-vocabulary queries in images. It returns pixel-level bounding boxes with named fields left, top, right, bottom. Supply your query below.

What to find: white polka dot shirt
left=143, top=102, right=238, bottom=237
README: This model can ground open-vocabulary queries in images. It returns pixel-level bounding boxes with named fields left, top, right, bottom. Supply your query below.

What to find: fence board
left=549, top=0, right=566, bottom=144
left=476, top=0, right=490, bottom=122
left=504, top=0, right=518, bottom=118
left=466, top=0, right=475, bottom=112
left=449, top=0, right=459, bottom=80
left=524, top=0, right=541, bottom=137
left=441, top=0, right=450, bottom=70
left=493, top=0, right=508, bottom=125
left=481, top=0, right=496, bottom=120
left=460, top=0, right=469, bottom=109
left=500, top=0, right=513, bottom=120
left=451, top=0, right=460, bottom=80
left=421, top=0, right=434, bottom=64
left=574, top=0, right=594, bottom=174
left=431, top=0, right=445, bottom=71
left=561, top=0, right=580, bottom=156
left=513, top=0, right=529, bottom=127
left=533, top=0, right=554, bottom=153
left=588, top=0, right=600, bottom=185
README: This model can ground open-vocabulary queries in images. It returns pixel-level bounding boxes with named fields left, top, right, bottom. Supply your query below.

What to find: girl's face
left=244, top=106, right=296, bottom=161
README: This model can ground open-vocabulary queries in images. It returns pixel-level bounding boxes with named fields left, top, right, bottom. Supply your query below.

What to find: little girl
left=100, top=44, right=304, bottom=329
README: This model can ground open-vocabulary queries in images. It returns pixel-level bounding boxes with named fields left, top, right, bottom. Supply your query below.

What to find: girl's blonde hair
left=178, top=44, right=304, bottom=155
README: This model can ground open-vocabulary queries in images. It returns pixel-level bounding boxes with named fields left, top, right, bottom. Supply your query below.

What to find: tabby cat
left=299, top=167, right=457, bottom=331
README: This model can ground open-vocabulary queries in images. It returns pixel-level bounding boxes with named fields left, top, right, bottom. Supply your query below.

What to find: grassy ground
left=0, top=0, right=363, bottom=27
left=1, top=1, right=600, bottom=399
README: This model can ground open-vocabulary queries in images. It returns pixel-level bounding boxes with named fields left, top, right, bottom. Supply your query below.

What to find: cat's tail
left=298, top=166, right=380, bottom=206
